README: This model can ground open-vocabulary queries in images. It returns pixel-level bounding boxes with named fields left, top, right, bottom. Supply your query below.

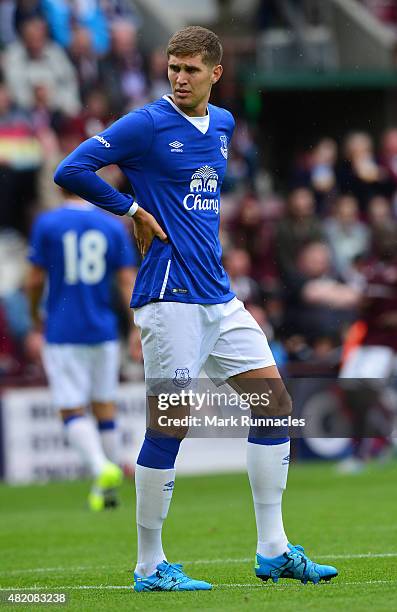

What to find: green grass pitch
left=1, top=461, right=396, bottom=611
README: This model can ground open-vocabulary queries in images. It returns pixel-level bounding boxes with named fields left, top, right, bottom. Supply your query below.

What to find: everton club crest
left=220, top=135, right=228, bottom=159
left=173, top=368, right=191, bottom=388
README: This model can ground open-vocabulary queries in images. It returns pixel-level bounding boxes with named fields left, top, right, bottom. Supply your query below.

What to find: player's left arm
left=113, top=221, right=139, bottom=316
left=25, top=264, right=46, bottom=328
left=116, top=267, right=137, bottom=313
left=24, top=263, right=46, bottom=362
left=26, top=214, right=49, bottom=329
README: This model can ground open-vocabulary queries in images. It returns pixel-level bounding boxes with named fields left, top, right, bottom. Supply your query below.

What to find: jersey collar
left=163, top=95, right=210, bottom=135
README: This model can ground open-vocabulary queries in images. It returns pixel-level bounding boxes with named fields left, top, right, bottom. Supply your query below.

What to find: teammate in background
left=26, top=190, right=137, bottom=510
left=54, top=26, right=338, bottom=591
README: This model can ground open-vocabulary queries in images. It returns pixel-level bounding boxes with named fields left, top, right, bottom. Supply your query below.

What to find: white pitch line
left=1, top=552, right=396, bottom=576
left=186, top=552, right=397, bottom=564
left=0, top=566, right=121, bottom=576
left=0, top=580, right=396, bottom=591
left=218, top=580, right=397, bottom=588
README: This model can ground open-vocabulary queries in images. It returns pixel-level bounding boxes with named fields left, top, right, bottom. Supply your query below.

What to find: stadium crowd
left=0, top=3, right=396, bottom=384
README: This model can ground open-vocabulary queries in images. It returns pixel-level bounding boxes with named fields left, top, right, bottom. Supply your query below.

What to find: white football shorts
left=42, top=341, right=120, bottom=409
left=133, top=297, right=275, bottom=387
left=340, top=345, right=397, bottom=379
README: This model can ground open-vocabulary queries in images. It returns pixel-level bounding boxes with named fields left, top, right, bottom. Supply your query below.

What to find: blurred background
left=0, top=0, right=397, bottom=481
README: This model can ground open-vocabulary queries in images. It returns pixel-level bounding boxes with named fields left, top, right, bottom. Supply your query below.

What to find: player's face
left=168, top=54, right=223, bottom=117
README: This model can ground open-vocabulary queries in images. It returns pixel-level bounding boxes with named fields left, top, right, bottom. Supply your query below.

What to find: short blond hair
left=167, top=26, right=222, bottom=66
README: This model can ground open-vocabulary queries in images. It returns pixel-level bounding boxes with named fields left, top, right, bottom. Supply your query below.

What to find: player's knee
left=280, top=390, right=293, bottom=416
left=92, top=401, right=115, bottom=421
left=60, top=408, right=84, bottom=422
left=148, top=395, right=190, bottom=440
left=264, top=388, right=292, bottom=417
left=149, top=415, right=190, bottom=440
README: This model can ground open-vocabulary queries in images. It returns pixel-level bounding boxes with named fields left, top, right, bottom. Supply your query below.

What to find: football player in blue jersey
left=27, top=189, right=137, bottom=511
left=54, top=26, right=338, bottom=591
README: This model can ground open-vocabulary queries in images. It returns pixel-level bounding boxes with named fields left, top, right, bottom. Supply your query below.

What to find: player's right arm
left=54, top=109, right=167, bottom=253
left=54, top=110, right=151, bottom=215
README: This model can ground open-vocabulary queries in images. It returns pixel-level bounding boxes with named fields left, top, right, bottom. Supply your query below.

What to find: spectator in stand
left=223, top=120, right=258, bottom=192
left=30, top=82, right=60, bottom=133
left=291, top=137, right=338, bottom=215
left=223, top=247, right=262, bottom=304
left=230, top=192, right=280, bottom=285
left=275, top=187, right=325, bottom=283
left=379, top=127, right=397, bottom=207
left=246, top=303, right=274, bottom=341
left=339, top=223, right=397, bottom=471
left=68, top=26, right=100, bottom=99
left=0, top=228, right=36, bottom=377
left=361, top=0, right=397, bottom=28
left=337, top=131, right=394, bottom=212
left=245, top=301, right=290, bottom=368
left=342, top=223, right=397, bottom=374
left=14, top=0, right=42, bottom=34
left=324, top=194, right=370, bottom=279
left=98, top=20, right=147, bottom=114
left=230, top=192, right=263, bottom=252
left=80, top=89, right=113, bottom=137
left=0, top=82, right=42, bottom=231
left=41, top=0, right=109, bottom=55
left=283, top=241, right=359, bottom=345
left=0, top=0, right=18, bottom=48
left=101, top=0, right=141, bottom=25
left=148, top=48, right=170, bottom=101
left=0, top=302, right=20, bottom=377
left=233, top=120, right=259, bottom=186
left=367, top=194, right=395, bottom=231
left=255, top=0, right=282, bottom=30
left=4, top=16, right=81, bottom=115
left=30, top=82, right=63, bottom=210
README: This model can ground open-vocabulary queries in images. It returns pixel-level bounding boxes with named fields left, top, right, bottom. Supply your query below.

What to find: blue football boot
left=255, top=543, right=338, bottom=584
left=134, top=561, right=212, bottom=592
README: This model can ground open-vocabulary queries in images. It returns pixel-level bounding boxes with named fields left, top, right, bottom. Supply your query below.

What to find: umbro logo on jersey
left=169, top=140, right=184, bottom=152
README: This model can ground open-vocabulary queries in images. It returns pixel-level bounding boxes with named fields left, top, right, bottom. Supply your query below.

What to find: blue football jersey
left=54, top=96, right=236, bottom=308
left=29, top=203, right=137, bottom=343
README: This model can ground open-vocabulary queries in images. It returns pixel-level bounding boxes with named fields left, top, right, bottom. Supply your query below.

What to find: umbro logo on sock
left=282, top=455, right=290, bottom=465
left=163, top=480, right=175, bottom=491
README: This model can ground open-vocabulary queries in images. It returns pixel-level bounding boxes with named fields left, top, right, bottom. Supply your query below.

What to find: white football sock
left=65, top=416, right=107, bottom=477
left=247, top=440, right=290, bottom=558
left=98, top=425, right=121, bottom=464
left=135, top=464, right=175, bottom=577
